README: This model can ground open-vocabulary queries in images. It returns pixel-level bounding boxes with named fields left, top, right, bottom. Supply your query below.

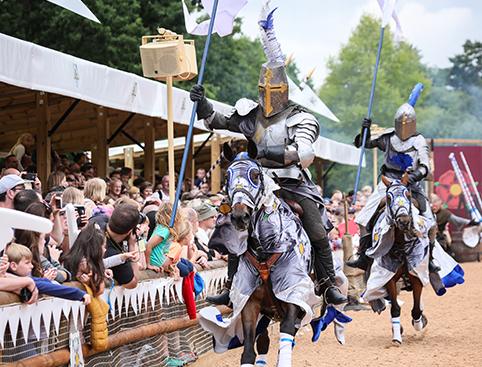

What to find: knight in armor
left=346, top=83, right=440, bottom=273
left=189, top=4, right=346, bottom=306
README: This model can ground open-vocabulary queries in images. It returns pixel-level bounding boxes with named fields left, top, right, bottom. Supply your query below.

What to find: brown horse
left=368, top=175, right=428, bottom=345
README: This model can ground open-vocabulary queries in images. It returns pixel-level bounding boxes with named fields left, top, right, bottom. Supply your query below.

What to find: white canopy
left=0, top=32, right=363, bottom=166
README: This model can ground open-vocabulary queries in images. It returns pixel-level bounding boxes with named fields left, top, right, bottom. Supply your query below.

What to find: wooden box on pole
left=139, top=28, right=198, bottom=202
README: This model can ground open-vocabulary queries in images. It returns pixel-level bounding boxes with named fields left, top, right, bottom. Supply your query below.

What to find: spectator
left=182, top=207, right=210, bottom=267
left=3, top=154, right=19, bottom=170
left=109, top=170, right=121, bottom=181
left=2, top=167, right=21, bottom=177
left=62, top=186, right=84, bottom=205
left=13, top=189, right=41, bottom=212
left=6, top=243, right=90, bottom=304
left=15, top=202, right=70, bottom=283
left=0, top=174, right=26, bottom=209
left=81, top=163, right=95, bottom=181
left=199, top=182, right=211, bottom=196
left=84, top=178, right=108, bottom=218
left=139, top=181, right=153, bottom=201
left=194, top=202, right=218, bottom=248
left=106, top=178, right=123, bottom=204
left=133, top=177, right=145, bottom=188
left=120, top=167, right=133, bottom=191
left=145, top=202, right=181, bottom=273
left=69, top=162, right=85, bottom=189
left=155, top=175, right=170, bottom=202
left=47, top=170, right=67, bottom=192
left=104, top=203, right=141, bottom=289
left=194, top=168, right=207, bottom=188
left=128, top=186, right=143, bottom=204
left=0, top=252, right=38, bottom=304
left=9, top=133, right=35, bottom=171
left=62, top=223, right=106, bottom=296
left=361, top=185, right=373, bottom=198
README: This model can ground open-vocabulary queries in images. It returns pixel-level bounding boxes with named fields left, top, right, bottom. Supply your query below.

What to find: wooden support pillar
left=185, top=134, right=194, bottom=191
left=373, top=149, right=378, bottom=188
left=124, top=147, right=134, bottom=186
left=36, top=92, right=51, bottom=190
left=166, top=76, right=175, bottom=203
left=92, top=106, right=109, bottom=178
left=159, top=155, right=167, bottom=179
left=210, top=134, right=221, bottom=193
left=144, top=118, right=155, bottom=183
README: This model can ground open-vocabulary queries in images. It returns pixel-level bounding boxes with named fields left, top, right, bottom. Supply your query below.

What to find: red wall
left=433, top=145, right=482, bottom=219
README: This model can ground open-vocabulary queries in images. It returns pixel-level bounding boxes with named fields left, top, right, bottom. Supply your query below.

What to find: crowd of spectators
left=0, top=147, right=223, bottom=321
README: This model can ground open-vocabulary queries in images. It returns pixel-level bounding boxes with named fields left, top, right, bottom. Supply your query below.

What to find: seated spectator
left=62, top=223, right=106, bottom=296
left=6, top=243, right=90, bottom=304
left=0, top=252, right=38, bottom=304
left=9, top=133, right=35, bottom=171
left=0, top=174, right=26, bottom=209
left=104, top=203, right=141, bottom=289
left=145, top=202, right=180, bottom=273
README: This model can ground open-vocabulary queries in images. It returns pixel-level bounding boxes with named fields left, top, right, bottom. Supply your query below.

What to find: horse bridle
left=226, top=159, right=265, bottom=211
left=386, top=182, right=413, bottom=229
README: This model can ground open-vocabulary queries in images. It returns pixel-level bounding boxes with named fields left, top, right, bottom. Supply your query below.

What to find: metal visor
left=258, top=64, right=289, bottom=118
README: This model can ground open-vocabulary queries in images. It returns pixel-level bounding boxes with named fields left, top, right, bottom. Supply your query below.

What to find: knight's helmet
left=394, top=83, right=424, bottom=140
left=258, top=3, right=289, bottom=118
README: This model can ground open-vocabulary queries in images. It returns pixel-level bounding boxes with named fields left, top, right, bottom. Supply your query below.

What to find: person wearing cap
left=0, top=174, right=26, bottom=209
left=194, top=202, right=218, bottom=251
left=104, top=203, right=142, bottom=289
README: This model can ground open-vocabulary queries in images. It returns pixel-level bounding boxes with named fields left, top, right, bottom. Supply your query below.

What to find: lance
left=352, top=25, right=385, bottom=204
left=170, top=0, right=220, bottom=227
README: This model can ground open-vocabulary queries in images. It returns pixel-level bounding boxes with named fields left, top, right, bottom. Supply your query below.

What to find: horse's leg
left=408, top=272, right=428, bottom=331
left=255, top=328, right=270, bottom=366
left=277, top=304, right=298, bottom=367
left=241, top=296, right=261, bottom=367
left=386, top=267, right=403, bottom=345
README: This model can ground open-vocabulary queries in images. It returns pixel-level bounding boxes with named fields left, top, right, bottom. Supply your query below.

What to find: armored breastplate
left=252, top=107, right=294, bottom=168
left=383, top=135, right=422, bottom=176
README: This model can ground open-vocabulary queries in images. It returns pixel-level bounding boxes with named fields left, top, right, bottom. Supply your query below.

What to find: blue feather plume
left=258, top=7, right=278, bottom=30
left=408, top=83, right=424, bottom=107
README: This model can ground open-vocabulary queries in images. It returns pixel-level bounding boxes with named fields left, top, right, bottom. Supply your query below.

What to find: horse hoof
left=412, top=314, right=428, bottom=331
left=392, top=338, right=402, bottom=346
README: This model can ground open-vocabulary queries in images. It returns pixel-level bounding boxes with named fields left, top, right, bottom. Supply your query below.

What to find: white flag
left=182, top=0, right=248, bottom=37
left=288, top=77, right=339, bottom=123
left=46, top=0, right=100, bottom=23
left=377, top=0, right=402, bottom=37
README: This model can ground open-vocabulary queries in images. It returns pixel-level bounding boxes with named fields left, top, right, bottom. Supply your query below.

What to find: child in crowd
left=145, top=202, right=182, bottom=273
left=6, top=243, right=90, bottom=304
left=62, top=223, right=106, bottom=296
left=0, top=252, right=38, bottom=304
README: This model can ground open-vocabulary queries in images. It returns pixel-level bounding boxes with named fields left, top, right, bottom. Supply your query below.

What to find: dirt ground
left=192, top=262, right=482, bottom=367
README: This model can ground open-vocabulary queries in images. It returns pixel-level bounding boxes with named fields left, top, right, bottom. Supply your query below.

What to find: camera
left=21, top=173, right=37, bottom=181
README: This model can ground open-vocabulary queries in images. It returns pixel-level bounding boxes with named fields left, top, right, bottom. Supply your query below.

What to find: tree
left=316, top=15, right=431, bottom=194
left=448, top=40, right=482, bottom=90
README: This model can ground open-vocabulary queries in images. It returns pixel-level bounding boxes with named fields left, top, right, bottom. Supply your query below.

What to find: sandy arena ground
left=192, top=261, right=482, bottom=367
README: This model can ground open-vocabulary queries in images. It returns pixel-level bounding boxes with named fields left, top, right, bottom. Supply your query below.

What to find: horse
left=364, top=174, right=429, bottom=345
left=222, top=148, right=318, bottom=367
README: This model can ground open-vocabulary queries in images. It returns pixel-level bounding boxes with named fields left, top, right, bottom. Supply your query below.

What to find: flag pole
left=352, top=26, right=385, bottom=204
left=170, top=0, right=220, bottom=227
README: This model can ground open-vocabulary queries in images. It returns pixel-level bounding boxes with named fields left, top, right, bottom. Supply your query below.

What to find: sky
left=235, top=0, right=482, bottom=87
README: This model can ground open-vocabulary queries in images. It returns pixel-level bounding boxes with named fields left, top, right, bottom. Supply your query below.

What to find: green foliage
left=448, top=40, right=482, bottom=90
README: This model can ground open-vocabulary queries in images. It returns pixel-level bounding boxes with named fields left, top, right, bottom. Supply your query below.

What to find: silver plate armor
left=394, top=103, right=417, bottom=141
left=258, top=62, right=289, bottom=118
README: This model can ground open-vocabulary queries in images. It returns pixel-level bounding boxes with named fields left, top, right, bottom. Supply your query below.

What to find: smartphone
left=55, top=196, right=63, bottom=209
left=21, top=173, right=37, bottom=181
left=74, top=205, right=86, bottom=228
